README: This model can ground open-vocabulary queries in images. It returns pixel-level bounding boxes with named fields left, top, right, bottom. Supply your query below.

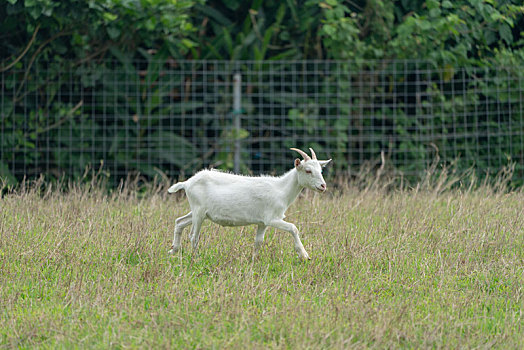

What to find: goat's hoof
left=168, top=245, right=180, bottom=254
left=297, top=250, right=311, bottom=260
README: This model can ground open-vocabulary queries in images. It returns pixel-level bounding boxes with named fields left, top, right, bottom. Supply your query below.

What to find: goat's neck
left=278, top=168, right=303, bottom=208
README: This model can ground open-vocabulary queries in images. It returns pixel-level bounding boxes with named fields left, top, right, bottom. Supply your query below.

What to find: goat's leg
left=268, top=219, right=310, bottom=260
left=169, top=211, right=192, bottom=254
left=189, top=214, right=205, bottom=250
left=254, top=225, right=268, bottom=255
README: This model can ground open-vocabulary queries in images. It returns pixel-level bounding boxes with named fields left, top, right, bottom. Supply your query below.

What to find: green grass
left=0, top=182, right=523, bottom=348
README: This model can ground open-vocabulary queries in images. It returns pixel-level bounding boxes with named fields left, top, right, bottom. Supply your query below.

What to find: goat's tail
left=167, top=182, right=186, bottom=193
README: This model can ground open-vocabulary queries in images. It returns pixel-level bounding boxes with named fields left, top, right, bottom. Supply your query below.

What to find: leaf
left=275, top=3, right=286, bottom=24
left=267, top=48, right=299, bottom=60
left=485, top=30, right=497, bottom=46
left=429, top=7, right=441, bottom=18
left=108, top=47, right=136, bottom=75
left=230, top=127, right=249, bottom=140
left=107, top=26, right=120, bottom=39
left=144, top=18, right=156, bottom=31
left=103, top=12, right=117, bottom=22
left=418, top=20, right=432, bottom=31
left=222, top=0, right=241, bottom=11
left=222, top=27, right=234, bottom=55
left=490, top=12, right=503, bottom=22
left=285, top=0, right=298, bottom=22
left=260, top=25, right=273, bottom=57
left=170, top=102, right=204, bottom=114
left=334, top=117, right=349, bottom=131
left=181, top=38, right=196, bottom=48
left=0, top=161, right=17, bottom=186
left=195, top=4, right=232, bottom=26
left=442, top=1, right=453, bottom=9
left=253, top=46, right=262, bottom=60
left=146, top=131, right=196, bottom=167
left=498, top=23, right=513, bottom=45
left=426, top=0, right=439, bottom=10
left=443, top=64, right=454, bottom=82
left=28, top=6, right=41, bottom=19
left=323, top=24, right=336, bottom=37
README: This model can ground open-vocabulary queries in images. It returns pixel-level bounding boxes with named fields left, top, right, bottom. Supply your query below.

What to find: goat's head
left=291, top=147, right=332, bottom=192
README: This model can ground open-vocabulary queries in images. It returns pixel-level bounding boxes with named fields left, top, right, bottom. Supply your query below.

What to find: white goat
left=167, top=148, right=331, bottom=259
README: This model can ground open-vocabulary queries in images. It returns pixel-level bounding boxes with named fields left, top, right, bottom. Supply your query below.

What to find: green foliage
left=1, top=0, right=200, bottom=182
left=1, top=0, right=198, bottom=62
left=1, top=0, right=524, bottom=183
left=191, top=0, right=323, bottom=59
left=316, top=0, right=524, bottom=63
left=86, top=52, right=201, bottom=177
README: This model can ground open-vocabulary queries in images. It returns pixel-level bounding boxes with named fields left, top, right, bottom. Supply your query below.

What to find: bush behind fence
left=1, top=59, right=523, bottom=185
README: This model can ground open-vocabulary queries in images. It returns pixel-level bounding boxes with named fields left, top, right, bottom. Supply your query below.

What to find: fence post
left=233, top=72, right=242, bottom=173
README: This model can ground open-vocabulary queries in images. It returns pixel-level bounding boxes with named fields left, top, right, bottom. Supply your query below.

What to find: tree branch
left=0, top=24, right=41, bottom=73
left=25, top=100, right=84, bottom=138
left=14, top=29, right=72, bottom=102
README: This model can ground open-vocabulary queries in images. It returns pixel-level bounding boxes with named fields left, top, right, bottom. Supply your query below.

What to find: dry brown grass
left=0, top=177, right=523, bottom=348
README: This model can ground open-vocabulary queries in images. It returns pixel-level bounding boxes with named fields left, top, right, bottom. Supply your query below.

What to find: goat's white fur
left=167, top=148, right=331, bottom=259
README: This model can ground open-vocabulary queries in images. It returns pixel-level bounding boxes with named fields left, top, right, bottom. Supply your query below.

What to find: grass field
left=1, top=178, right=523, bottom=348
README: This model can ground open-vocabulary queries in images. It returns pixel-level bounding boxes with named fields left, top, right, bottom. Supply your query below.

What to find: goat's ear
left=294, top=158, right=302, bottom=169
left=318, top=159, right=332, bottom=168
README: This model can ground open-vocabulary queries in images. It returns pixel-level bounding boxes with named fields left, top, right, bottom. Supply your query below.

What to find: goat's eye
left=305, top=169, right=312, bottom=174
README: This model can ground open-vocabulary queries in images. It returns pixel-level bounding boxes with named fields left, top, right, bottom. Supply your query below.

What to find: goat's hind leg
left=169, top=211, right=192, bottom=254
left=254, top=225, right=268, bottom=256
left=189, top=213, right=205, bottom=250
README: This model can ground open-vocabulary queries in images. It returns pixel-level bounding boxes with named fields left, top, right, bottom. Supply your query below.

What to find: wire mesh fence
left=1, top=59, right=523, bottom=183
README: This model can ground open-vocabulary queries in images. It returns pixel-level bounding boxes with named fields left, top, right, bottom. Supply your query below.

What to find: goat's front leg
left=268, top=219, right=310, bottom=260
left=169, top=211, right=192, bottom=254
left=254, top=224, right=267, bottom=255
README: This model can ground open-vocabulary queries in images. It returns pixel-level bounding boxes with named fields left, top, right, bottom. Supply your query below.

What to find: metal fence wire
left=1, top=60, right=523, bottom=183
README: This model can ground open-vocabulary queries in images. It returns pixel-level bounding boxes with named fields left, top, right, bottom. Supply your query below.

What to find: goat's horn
left=309, top=148, right=317, bottom=160
left=290, top=148, right=311, bottom=161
